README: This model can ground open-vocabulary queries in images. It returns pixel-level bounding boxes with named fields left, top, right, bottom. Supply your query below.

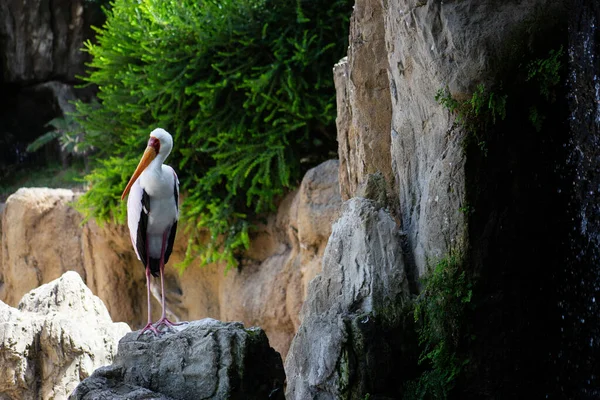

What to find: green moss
left=356, top=172, right=389, bottom=207
left=338, top=346, right=352, bottom=395
left=404, top=252, right=474, bottom=400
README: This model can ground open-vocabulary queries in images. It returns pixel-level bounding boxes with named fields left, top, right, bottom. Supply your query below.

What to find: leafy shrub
left=74, top=0, right=351, bottom=267
left=405, top=254, right=473, bottom=400
left=435, top=84, right=507, bottom=154
left=526, top=46, right=564, bottom=132
left=27, top=116, right=91, bottom=158
left=526, top=46, right=563, bottom=101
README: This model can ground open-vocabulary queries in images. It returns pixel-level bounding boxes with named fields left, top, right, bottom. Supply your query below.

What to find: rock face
left=335, top=0, right=564, bottom=277
left=0, top=0, right=100, bottom=83
left=0, top=160, right=341, bottom=360
left=0, top=0, right=102, bottom=176
left=335, top=0, right=393, bottom=202
left=284, top=0, right=570, bottom=398
left=0, top=271, right=130, bottom=400
left=335, top=0, right=469, bottom=276
left=285, top=198, right=412, bottom=399
left=0, top=188, right=86, bottom=304
left=71, top=319, right=285, bottom=400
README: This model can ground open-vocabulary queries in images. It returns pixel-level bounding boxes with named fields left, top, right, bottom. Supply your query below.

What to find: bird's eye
left=148, top=136, right=161, bottom=153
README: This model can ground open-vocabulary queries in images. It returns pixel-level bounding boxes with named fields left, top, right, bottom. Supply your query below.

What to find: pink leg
left=154, top=230, right=186, bottom=331
left=139, top=265, right=160, bottom=337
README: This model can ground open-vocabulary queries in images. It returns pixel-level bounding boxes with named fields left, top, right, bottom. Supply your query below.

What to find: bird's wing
left=127, top=178, right=149, bottom=264
left=164, top=168, right=179, bottom=265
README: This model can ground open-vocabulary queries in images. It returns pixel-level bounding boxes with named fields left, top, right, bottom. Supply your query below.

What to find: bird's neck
left=148, top=152, right=168, bottom=173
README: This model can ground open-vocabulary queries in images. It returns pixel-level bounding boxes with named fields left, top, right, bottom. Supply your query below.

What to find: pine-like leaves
left=73, top=0, right=351, bottom=268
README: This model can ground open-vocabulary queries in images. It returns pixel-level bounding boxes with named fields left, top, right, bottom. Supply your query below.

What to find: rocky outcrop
left=335, top=0, right=469, bottom=276
left=284, top=0, right=572, bottom=398
left=0, top=271, right=130, bottom=399
left=71, top=319, right=284, bottom=400
left=0, top=0, right=101, bottom=84
left=0, top=188, right=86, bottom=304
left=335, top=0, right=564, bottom=278
left=285, top=198, right=412, bottom=399
left=0, top=160, right=341, bottom=360
left=335, top=0, right=393, bottom=202
left=0, top=0, right=102, bottom=174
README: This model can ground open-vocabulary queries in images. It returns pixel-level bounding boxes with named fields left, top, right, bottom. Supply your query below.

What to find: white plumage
left=121, top=128, right=182, bottom=335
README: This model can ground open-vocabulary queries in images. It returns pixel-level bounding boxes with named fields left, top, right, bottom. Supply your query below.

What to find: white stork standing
left=121, top=128, right=182, bottom=335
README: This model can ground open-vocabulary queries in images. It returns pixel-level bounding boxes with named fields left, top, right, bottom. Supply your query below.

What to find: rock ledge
left=71, top=319, right=285, bottom=400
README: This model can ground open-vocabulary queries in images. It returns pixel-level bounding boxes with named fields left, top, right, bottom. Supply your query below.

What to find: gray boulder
left=285, top=198, right=414, bottom=399
left=71, top=319, right=285, bottom=400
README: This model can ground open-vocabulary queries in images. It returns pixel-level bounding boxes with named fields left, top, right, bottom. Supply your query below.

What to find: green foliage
left=526, top=46, right=564, bottom=132
left=458, top=204, right=474, bottom=216
left=0, top=162, right=86, bottom=201
left=528, top=105, right=546, bottom=133
left=526, top=46, right=563, bottom=101
left=404, top=254, right=473, bottom=400
left=27, top=116, right=92, bottom=156
left=26, top=129, right=61, bottom=153
left=435, top=84, right=507, bottom=154
left=76, top=156, right=138, bottom=224
left=73, top=0, right=351, bottom=268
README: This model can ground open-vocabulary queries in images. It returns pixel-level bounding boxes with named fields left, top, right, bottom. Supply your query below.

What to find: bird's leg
left=139, top=265, right=160, bottom=337
left=155, top=230, right=185, bottom=331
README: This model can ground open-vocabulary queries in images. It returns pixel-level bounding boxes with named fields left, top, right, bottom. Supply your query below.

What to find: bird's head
left=121, top=128, right=174, bottom=200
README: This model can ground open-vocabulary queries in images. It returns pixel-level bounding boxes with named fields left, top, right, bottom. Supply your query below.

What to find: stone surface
left=0, top=160, right=341, bottom=360
left=0, top=0, right=102, bottom=176
left=0, top=0, right=100, bottom=84
left=285, top=198, right=411, bottom=399
left=216, top=159, right=342, bottom=358
left=0, top=188, right=86, bottom=305
left=334, top=0, right=394, bottom=201
left=333, top=0, right=565, bottom=277
left=382, top=0, right=564, bottom=275
left=0, top=271, right=130, bottom=400
left=70, top=319, right=285, bottom=400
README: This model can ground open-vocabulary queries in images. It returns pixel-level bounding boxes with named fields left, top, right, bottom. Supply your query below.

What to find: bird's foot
left=154, top=317, right=187, bottom=332
left=138, top=322, right=162, bottom=338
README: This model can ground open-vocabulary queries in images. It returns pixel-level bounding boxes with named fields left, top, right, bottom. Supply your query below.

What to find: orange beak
left=121, top=146, right=157, bottom=200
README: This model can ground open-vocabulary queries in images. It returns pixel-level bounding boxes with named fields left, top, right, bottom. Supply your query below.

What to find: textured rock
left=217, top=159, right=342, bottom=358
left=333, top=0, right=464, bottom=277
left=285, top=198, right=411, bottom=399
left=333, top=0, right=565, bottom=277
left=0, top=160, right=341, bottom=360
left=0, top=188, right=86, bottom=304
left=334, top=0, right=393, bottom=201
left=71, top=319, right=284, bottom=400
left=0, top=271, right=130, bottom=400
left=0, top=0, right=99, bottom=83
left=0, top=0, right=102, bottom=174
left=383, top=0, right=565, bottom=275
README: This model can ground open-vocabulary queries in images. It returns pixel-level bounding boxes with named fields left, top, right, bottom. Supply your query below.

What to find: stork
left=121, top=128, right=181, bottom=335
